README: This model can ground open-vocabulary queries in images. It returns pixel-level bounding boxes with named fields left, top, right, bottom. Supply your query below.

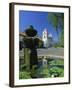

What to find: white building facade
left=42, top=28, right=48, bottom=48
left=42, top=28, right=53, bottom=48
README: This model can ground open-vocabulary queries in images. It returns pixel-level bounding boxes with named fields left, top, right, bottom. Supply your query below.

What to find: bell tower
left=42, top=28, right=48, bottom=48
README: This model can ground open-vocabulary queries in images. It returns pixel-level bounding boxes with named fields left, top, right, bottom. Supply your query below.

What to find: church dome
left=48, top=33, right=52, bottom=38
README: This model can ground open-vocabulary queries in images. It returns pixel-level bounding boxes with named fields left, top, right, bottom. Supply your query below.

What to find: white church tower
left=42, top=28, right=48, bottom=48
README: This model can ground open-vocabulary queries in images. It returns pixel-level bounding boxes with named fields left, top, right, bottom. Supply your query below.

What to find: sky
left=19, top=10, right=60, bottom=41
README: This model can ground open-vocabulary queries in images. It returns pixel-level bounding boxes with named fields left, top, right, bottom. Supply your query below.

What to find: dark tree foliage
left=25, top=25, right=37, bottom=37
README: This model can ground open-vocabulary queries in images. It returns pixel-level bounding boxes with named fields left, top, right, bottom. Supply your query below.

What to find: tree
left=60, top=29, right=64, bottom=47
left=25, top=25, right=37, bottom=37
left=48, top=13, right=64, bottom=42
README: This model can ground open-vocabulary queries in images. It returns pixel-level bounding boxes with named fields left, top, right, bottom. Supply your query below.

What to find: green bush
left=48, top=59, right=64, bottom=77
left=49, top=67, right=64, bottom=77
left=40, top=68, right=50, bottom=78
left=19, top=71, right=31, bottom=79
left=49, top=59, right=64, bottom=65
left=30, top=66, right=50, bottom=78
left=20, top=64, right=27, bottom=71
left=30, top=65, right=38, bottom=78
left=37, top=67, right=50, bottom=78
left=53, top=43, right=64, bottom=48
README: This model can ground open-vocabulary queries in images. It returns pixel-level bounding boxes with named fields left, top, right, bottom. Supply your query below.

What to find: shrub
left=37, top=67, right=50, bottom=78
left=20, top=64, right=27, bottom=71
left=19, top=71, right=31, bottom=79
left=49, top=67, right=64, bottom=77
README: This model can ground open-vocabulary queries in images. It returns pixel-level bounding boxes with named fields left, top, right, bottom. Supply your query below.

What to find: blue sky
left=19, top=10, right=60, bottom=41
